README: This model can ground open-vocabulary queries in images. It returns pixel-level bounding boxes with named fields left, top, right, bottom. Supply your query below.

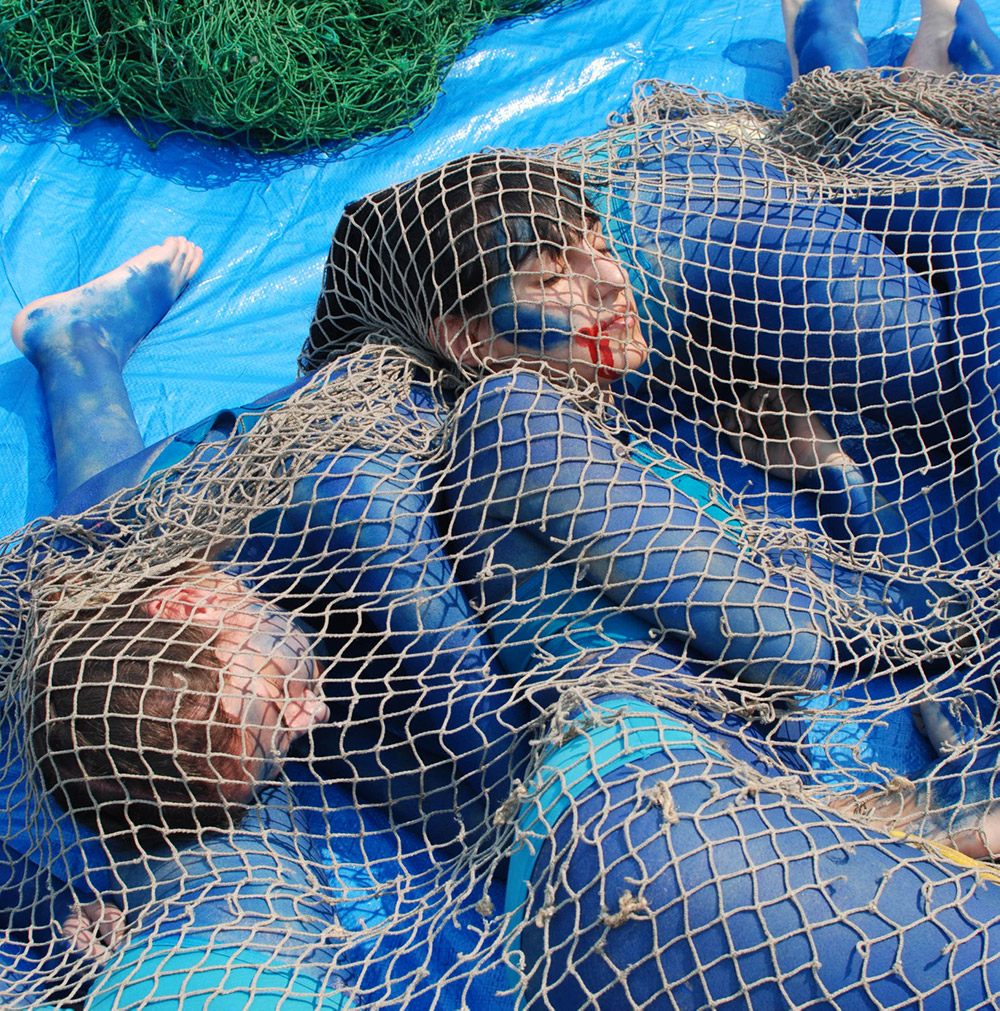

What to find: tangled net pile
left=0, top=0, right=557, bottom=151
left=8, top=69, right=1000, bottom=1009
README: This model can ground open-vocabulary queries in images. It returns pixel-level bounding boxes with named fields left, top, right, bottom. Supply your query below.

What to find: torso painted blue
left=610, top=126, right=955, bottom=426
left=605, top=123, right=989, bottom=568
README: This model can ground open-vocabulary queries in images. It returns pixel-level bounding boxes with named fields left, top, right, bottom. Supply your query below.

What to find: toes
left=165, top=236, right=188, bottom=268
left=186, top=243, right=204, bottom=280
left=163, top=236, right=204, bottom=287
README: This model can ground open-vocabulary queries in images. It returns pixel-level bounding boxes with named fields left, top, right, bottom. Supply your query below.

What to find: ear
left=429, top=314, right=490, bottom=369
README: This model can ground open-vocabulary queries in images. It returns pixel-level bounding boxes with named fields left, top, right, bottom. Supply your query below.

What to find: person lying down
left=8, top=231, right=1000, bottom=1009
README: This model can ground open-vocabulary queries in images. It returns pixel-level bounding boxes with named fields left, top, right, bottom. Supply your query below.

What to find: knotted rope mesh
left=7, top=71, right=1000, bottom=1008
left=0, top=0, right=560, bottom=151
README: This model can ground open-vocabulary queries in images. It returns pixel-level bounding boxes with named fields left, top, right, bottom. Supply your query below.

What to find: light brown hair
left=30, top=572, right=254, bottom=849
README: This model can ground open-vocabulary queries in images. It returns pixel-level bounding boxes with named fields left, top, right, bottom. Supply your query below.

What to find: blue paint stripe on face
left=489, top=303, right=545, bottom=351
left=488, top=280, right=574, bottom=355
left=487, top=299, right=574, bottom=355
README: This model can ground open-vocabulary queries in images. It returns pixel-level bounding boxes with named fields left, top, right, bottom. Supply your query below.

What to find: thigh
left=516, top=728, right=1000, bottom=1009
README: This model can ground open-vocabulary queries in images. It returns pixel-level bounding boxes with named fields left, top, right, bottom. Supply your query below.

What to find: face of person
left=211, top=598, right=330, bottom=782
left=148, top=574, right=331, bottom=783
left=473, top=224, right=648, bottom=386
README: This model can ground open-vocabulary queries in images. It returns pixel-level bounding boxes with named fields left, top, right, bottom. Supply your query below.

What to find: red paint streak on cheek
left=577, top=327, right=620, bottom=381
left=579, top=333, right=600, bottom=366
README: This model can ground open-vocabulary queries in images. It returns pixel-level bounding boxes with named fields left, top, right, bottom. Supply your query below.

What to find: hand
left=827, top=778, right=922, bottom=829
left=60, top=899, right=127, bottom=962
left=828, top=772, right=1000, bottom=862
left=722, top=386, right=850, bottom=480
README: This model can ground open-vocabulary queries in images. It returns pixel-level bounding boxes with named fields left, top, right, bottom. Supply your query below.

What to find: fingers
left=743, top=385, right=778, bottom=413
left=60, top=900, right=127, bottom=962
left=724, top=385, right=786, bottom=445
left=720, top=404, right=739, bottom=436
left=727, top=384, right=849, bottom=474
left=826, top=781, right=915, bottom=828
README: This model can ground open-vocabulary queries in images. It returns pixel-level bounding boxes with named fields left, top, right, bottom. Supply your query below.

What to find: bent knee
left=453, top=370, right=576, bottom=429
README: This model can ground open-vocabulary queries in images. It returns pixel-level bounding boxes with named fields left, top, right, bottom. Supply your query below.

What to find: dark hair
left=301, top=151, right=599, bottom=373
left=30, top=577, right=251, bottom=850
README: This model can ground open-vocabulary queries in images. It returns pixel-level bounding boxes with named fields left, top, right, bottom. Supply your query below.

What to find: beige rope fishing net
left=7, top=71, right=1000, bottom=1009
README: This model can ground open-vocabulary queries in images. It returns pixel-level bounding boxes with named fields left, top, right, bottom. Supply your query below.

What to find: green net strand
left=0, top=0, right=563, bottom=152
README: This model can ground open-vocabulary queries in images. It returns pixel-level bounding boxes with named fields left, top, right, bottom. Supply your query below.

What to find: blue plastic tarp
left=0, top=0, right=932, bottom=536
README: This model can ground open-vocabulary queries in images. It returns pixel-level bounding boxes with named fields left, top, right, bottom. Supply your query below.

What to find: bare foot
left=782, top=0, right=867, bottom=81
left=11, top=236, right=203, bottom=372
left=905, top=0, right=963, bottom=73
left=782, top=0, right=809, bottom=78
left=722, top=386, right=850, bottom=480
left=905, top=0, right=1000, bottom=74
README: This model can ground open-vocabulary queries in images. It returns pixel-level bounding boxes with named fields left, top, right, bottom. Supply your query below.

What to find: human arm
left=833, top=723, right=1000, bottom=862
left=723, top=385, right=922, bottom=557
left=229, top=439, right=525, bottom=813
left=443, top=371, right=836, bottom=690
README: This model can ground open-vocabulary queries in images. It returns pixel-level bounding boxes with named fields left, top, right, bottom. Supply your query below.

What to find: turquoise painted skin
left=3, top=789, right=356, bottom=1011
left=84, top=786, right=357, bottom=1011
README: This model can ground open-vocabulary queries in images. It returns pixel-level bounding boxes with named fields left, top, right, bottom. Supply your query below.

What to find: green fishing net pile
left=0, top=0, right=558, bottom=152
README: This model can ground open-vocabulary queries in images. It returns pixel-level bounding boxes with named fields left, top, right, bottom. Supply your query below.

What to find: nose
left=279, top=680, right=331, bottom=739
left=583, top=246, right=628, bottom=302
left=597, top=249, right=627, bottom=285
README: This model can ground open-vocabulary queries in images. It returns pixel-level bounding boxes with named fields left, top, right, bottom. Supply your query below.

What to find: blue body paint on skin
left=951, top=0, right=1000, bottom=72
left=14, top=239, right=203, bottom=502
left=487, top=278, right=574, bottom=354
left=793, top=0, right=869, bottom=75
